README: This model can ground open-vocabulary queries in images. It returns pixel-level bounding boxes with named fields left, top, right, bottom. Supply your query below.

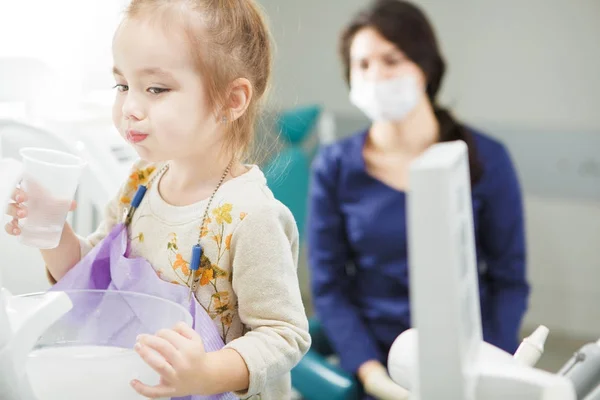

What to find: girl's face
left=112, top=17, right=224, bottom=163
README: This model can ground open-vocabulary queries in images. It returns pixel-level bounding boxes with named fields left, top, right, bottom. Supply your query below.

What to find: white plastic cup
left=18, top=148, right=86, bottom=249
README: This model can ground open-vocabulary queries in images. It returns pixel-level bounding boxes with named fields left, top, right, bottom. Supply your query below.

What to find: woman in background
left=307, top=0, right=530, bottom=398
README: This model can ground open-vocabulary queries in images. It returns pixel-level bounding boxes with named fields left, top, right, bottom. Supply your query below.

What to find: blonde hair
left=124, top=0, right=273, bottom=162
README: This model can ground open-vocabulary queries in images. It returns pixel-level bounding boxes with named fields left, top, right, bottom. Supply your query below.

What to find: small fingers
left=5, top=219, right=20, bottom=236
left=155, top=329, right=190, bottom=350
left=137, top=334, right=182, bottom=366
left=5, top=203, right=27, bottom=219
left=172, top=322, right=201, bottom=342
left=134, top=342, right=177, bottom=382
left=12, top=187, right=27, bottom=203
left=130, top=380, right=176, bottom=399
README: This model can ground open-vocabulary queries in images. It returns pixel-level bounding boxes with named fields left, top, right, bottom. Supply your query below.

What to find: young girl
left=5, top=0, right=310, bottom=399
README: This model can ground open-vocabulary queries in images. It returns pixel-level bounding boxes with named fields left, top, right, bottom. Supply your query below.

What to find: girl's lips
left=126, top=130, right=149, bottom=144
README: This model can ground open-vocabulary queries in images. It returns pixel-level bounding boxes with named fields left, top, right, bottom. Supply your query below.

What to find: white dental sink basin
left=22, top=290, right=192, bottom=400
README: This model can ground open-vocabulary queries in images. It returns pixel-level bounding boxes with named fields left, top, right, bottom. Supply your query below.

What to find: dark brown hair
left=340, top=0, right=483, bottom=184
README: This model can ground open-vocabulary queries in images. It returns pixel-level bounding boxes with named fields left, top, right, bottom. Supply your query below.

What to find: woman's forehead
left=350, top=28, right=402, bottom=61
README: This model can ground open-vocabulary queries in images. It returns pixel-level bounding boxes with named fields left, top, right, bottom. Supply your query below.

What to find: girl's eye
left=148, top=87, right=169, bottom=95
left=113, top=84, right=128, bottom=92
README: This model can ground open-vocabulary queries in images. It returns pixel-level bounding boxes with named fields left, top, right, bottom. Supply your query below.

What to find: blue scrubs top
left=307, top=128, right=530, bottom=374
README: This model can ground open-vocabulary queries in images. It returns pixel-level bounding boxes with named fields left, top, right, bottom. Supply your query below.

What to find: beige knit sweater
left=76, top=160, right=310, bottom=399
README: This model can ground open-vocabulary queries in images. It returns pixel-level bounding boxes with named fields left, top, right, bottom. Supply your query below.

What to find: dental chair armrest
left=309, top=317, right=336, bottom=356
left=292, top=350, right=360, bottom=400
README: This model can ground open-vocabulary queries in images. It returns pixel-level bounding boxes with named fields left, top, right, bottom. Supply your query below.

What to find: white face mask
left=349, top=74, right=423, bottom=122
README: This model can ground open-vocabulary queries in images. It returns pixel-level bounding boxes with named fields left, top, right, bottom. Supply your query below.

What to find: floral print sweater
left=78, top=160, right=310, bottom=399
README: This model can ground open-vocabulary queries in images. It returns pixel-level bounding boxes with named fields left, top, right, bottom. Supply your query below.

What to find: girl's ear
left=223, top=78, right=253, bottom=122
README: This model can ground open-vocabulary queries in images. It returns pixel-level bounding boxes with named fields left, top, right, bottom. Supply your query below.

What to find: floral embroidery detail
left=161, top=203, right=249, bottom=342
left=167, top=234, right=189, bottom=284
left=212, top=204, right=233, bottom=224
left=127, top=166, right=156, bottom=191
left=132, top=233, right=144, bottom=243
left=212, top=264, right=228, bottom=278
left=212, top=291, right=231, bottom=313
left=167, top=233, right=209, bottom=285
left=221, top=313, right=233, bottom=327
left=173, top=254, right=190, bottom=275
left=188, top=202, right=249, bottom=341
left=119, top=165, right=157, bottom=207
left=167, top=233, right=178, bottom=250
left=210, top=291, right=235, bottom=338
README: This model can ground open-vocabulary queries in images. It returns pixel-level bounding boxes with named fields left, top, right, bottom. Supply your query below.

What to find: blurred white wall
left=0, top=0, right=125, bottom=109
left=262, top=0, right=600, bottom=131
left=259, top=0, right=600, bottom=338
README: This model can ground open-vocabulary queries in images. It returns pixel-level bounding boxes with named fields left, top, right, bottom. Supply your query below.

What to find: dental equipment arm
left=514, top=325, right=550, bottom=367
left=0, top=158, right=73, bottom=400
left=386, top=141, right=577, bottom=400
left=558, top=338, right=600, bottom=399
